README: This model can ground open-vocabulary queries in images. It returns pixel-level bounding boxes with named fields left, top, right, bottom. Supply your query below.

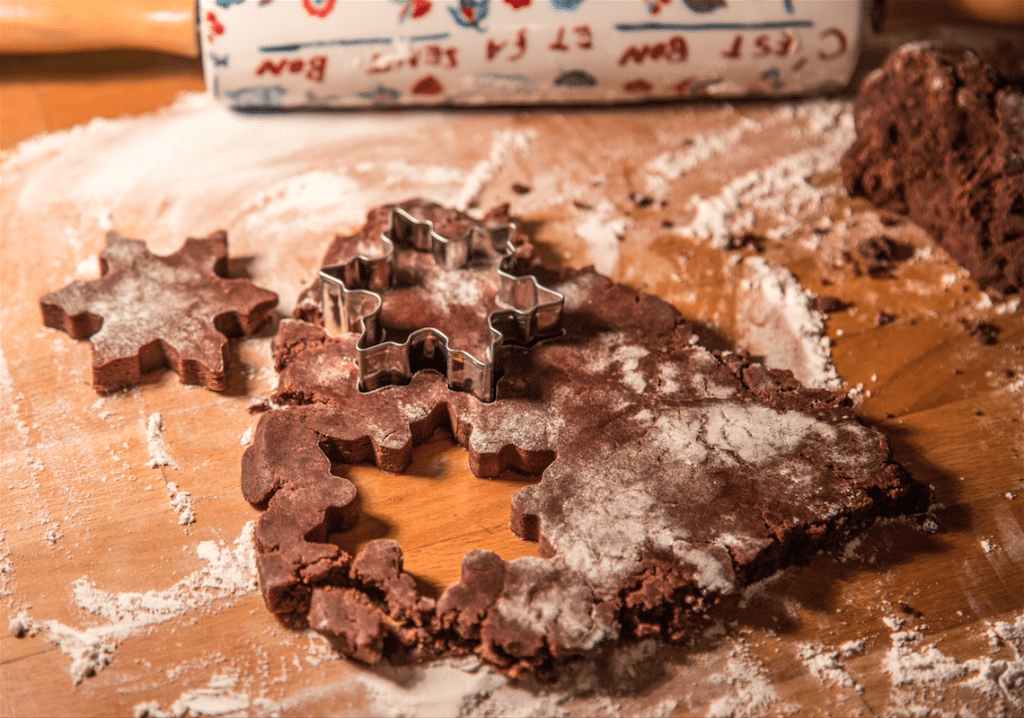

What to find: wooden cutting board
left=1, top=46, right=1021, bottom=718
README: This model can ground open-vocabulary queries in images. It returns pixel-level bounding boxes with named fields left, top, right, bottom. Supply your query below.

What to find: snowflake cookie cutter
left=319, top=208, right=564, bottom=403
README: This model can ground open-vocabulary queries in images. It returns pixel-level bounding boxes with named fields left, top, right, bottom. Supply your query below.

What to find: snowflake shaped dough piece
left=40, top=230, right=279, bottom=392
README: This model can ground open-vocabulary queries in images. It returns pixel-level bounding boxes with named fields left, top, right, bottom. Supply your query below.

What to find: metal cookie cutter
left=319, top=208, right=564, bottom=403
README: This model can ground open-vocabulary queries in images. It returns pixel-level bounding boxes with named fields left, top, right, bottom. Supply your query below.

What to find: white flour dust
left=737, top=256, right=841, bottom=390
left=21, top=522, right=257, bottom=685
left=880, top=615, right=1024, bottom=716
left=166, top=482, right=195, bottom=527
left=266, top=640, right=693, bottom=718
left=0, top=529, right=15, bottom=598
left=454, top=129, right=535, bottom=212
left=145, top=413, right=195, bottom=526
left=797, top=642, right=861, bottom=691
left=573, top=199, right=632, bottom=277
left=675, top=100, right=854, bottom=249
left=9, top=609, right=38, bottom=638
left=134, top=672, right=256, bottom=718
left=146, top=412, right=176, bottom=469
left=641, top=104, right=797, bottom=201
left=643, top=114, right=764, bottom=200
left=238, top=425, right=256, bottom=446
left=706, top=650, right=791, bottom=718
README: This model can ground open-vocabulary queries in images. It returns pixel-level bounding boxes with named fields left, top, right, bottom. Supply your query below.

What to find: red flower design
left=302, top=0, right=336, bottom=18
left=206, top=11, right=225, bottom=37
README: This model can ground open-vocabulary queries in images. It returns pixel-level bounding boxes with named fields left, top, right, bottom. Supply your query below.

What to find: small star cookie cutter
left=319, top=208, right=564, bottom=403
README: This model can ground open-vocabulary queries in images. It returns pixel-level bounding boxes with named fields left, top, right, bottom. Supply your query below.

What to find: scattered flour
left=574, top=199, right=632, bottom=276
left=840, top=639, right=866, bottom=657
left=135, top=672, right=253, bottom=718
left=642, top=103, right=809, bottom=201
left=737, top=256, right=842, bottom=390
left=940, top=271, right=964, bottom=289
left=882, top=615, right=1024, bottom=716
left=42, top=522, right=64, bottom=544
left=272, top=640, right=689, bottom=718
left=238, top=425, right=256, bottom=446
left=675, top=100, right=853, bottom=248
left=643, top=115, right=766, bottom=200
left=454, top=129, right=534, bottom=212
left=883, top=615, right=906, bottom=631
left=166, top=482, right=196, bottom=527
left=303, top=632, right=340, bottom=667
left=22, top=522, right=257, bottom=684
left=9, top=609, right=39, bottom=637
left=706, top=651, right=791, bottom=718
left=839, top=535, right=868, bottom=563
left=237, top=169, right=367, bottom=241
left=145, top=414, right=194, bottom=524
left=798, top=643, right=860, bottom=690
left=357, top=158, right=466, bottom=188
left=992, top=297, right=1021, bottom=315
left=355, top=658, right=515, bottom=718
left=0, top=530, right=13, bottom=597
left=146, top=413, right=177, bottom=469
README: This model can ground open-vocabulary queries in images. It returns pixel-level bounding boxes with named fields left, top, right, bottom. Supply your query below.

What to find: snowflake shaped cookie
left=41, top=230, right=278, bottom=392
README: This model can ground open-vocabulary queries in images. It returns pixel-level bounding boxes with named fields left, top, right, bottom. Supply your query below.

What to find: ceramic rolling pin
left=2, top=0, right=1021, bottom=108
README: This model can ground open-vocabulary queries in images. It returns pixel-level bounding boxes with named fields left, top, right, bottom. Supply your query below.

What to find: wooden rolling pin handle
left=0, top=0, right=199, bottom=57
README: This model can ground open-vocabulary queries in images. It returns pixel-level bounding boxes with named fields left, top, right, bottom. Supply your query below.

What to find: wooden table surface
left=1, top=43, right=1022, bottom=718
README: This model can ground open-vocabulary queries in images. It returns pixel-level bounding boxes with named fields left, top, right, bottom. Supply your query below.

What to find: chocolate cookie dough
left=242, top=201, right=928, bottom=674
left=841, top=41, right=1024, bottom=295
left=41, top=230, right=278, bottom=392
